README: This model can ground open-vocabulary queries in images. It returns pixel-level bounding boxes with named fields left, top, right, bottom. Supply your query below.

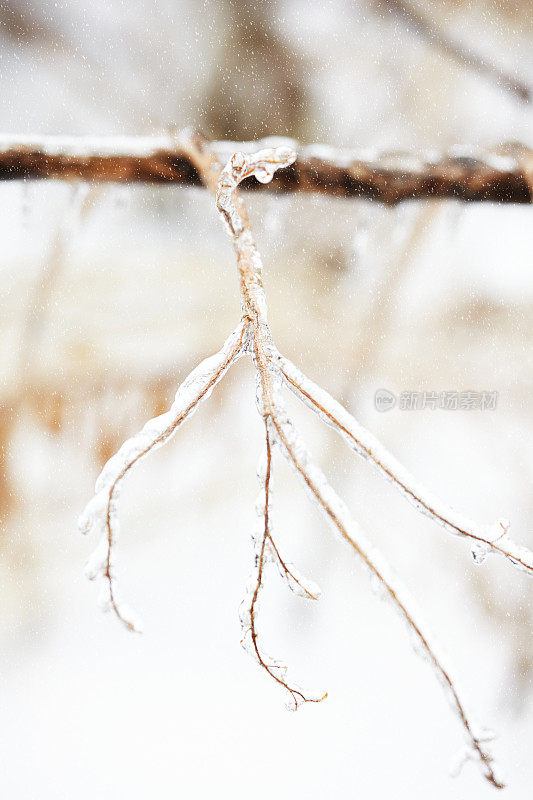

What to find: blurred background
left=0, top=1, right=532, bottom=797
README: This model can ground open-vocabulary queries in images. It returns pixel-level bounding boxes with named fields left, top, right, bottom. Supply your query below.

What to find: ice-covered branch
left=195, top=141, right=326, bottom=706
left=240, top=421, right=325, bottom=709
left=279, top=355, right=533, bottom=576
left=0, top=132, right=531, bottom=205
left=79, top=139, right=523, bottom=787
left=79, top=321, right=247, bottom=631
left=184, top=138, right=511, bottom=785
left=269, top=403, right=504, bottom=788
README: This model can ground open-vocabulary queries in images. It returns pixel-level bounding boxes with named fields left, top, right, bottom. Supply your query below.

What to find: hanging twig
left=79, top=131, right=533, bottom=787
left=80, top=321, right=247, bottom=631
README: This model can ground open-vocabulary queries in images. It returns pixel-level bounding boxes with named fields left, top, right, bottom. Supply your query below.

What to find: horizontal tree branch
left=0, top=133, right=531, bottom=205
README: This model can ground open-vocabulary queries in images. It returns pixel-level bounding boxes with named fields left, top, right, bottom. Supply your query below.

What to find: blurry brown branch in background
left=377, top=0, right=531, bottom=102
left=0, top=0, right=64, bottom=48
left=204, top=0, right=310, bottom=141
left=0, top=1, right=157, bottom=126
left=0, top=186, right=99, bottom=533
left=17, top=186, right=100, bottom=384
left=0, top=134, right=532, bottom=205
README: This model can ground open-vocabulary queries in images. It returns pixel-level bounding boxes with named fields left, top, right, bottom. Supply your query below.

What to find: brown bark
left=0, top=136, right=531, bottom=205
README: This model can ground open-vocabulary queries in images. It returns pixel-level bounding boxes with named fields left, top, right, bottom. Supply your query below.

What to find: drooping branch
left=278, top=354, right=533, bottom=575
left=0, top=133, right=531, bottom=204
left=269, top=402, right=504, bottom=789
left=186, top=136, right=328, bottom=707
left=79, top=321, right=247, bottom=632
left=239, top=420, right=325, bottom=710
left=79, top=137, right=531, bottom=787
left=187, top=137, right=506, bottom=785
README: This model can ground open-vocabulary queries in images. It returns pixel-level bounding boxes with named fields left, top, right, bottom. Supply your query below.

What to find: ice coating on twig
left=239, top=425, right=325, bottom=710
left=253, top=434, right=321, bottom=602
left=268, top=402, right=504, bottom=788
left=278, top=353, right=533, bottom=576
left=78, top=321, right=247, bottom=631
left=213, top=146, right=325, bottom=707
left=216, top=146, right=296, bottom=238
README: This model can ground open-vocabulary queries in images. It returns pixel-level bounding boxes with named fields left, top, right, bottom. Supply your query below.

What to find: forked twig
left=80, top=131, right=533, bottom=788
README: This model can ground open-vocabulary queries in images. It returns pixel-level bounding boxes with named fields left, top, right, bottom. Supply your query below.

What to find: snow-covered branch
left=0, top=132, right=531, bottom=205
